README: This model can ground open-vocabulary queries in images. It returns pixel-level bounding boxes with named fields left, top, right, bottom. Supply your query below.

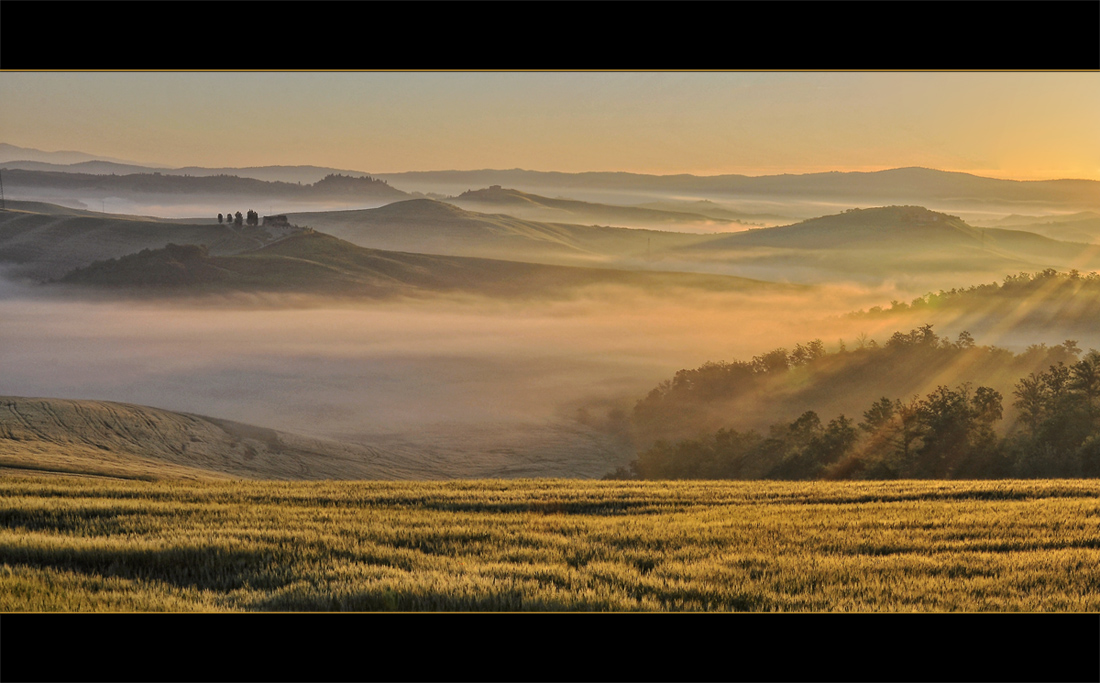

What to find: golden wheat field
left=2, top=475, right=1099, bottom=612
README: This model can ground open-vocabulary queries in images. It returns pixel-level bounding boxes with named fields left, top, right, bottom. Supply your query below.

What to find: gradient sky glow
left=2, top=71, right=1098, bottom=181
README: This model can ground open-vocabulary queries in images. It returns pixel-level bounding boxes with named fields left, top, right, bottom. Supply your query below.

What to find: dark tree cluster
left=624, top=380, right=1006, bottom=481
left=220, top=210, right=259, bottom=226
left=631, top=324, right=1035, bottom=446
left=1010, top=349, right=1100, bottom=477
left=619, top=326, right=1098, bottom=481
left=856, top=269, right=1100, bottom=318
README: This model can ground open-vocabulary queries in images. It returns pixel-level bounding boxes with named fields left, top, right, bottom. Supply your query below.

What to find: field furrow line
left=8, top=402, right=66, bottom=445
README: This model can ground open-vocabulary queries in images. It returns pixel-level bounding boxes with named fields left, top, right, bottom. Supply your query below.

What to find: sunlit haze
left=2, top=71, right=1098, bottom=181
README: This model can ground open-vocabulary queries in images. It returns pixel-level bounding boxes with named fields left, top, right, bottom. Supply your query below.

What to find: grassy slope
left=0, top=206, right=280, bottom=280
left=57, top=230, right=801, bottom=299
left=0, top=396, right=637, bottom=481
left=674, top=206, right=1100, bottom=282
left=290, top=202, right=1100, bottom=285
left=2, top=476, right=1098, bottom=612
left=0, top=396, right=409, bottom=481
left=448, top=186, right=744, bottom=228
left=288, top=199, right=711, bottom=264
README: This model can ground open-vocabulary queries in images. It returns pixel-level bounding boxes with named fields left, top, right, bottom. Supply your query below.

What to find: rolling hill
left=56, top=229, right=803, bottom=299
left=447, top=186, right=748, bottom=231
left=12, top=200, right=1099, bottom=293
left=282, top=203, right=1100, bottom=289
left=666, top=206, right=1100, bottom=285
left=287, top=198, right=711, bottom=265
left=974, top=212, right=1100, bottom=245
left=0, top=396, right=634, bottom=481
left=0, top=203, right=297, bottom=281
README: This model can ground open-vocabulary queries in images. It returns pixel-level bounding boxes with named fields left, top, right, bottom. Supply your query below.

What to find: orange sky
left=2, top=72, right=1098, bottom=181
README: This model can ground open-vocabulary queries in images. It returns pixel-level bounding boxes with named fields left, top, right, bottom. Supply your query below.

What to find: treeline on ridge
left=852, top=268, right=1100, bottom=321
left=621, top=326, right=1099, bottom=480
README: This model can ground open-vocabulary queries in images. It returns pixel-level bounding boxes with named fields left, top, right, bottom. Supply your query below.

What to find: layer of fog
left=8, top=253, right=1100, bottom=476
left=0, top=281, right=931, bottom=461
left=13, top=184, right=1076, bottom=234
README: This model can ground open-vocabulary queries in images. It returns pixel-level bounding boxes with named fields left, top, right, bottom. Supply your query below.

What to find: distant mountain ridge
left=0, top=169, right=409, bottom=202
left=376, top=167, right=1100, bottom=210
left=0, top=143, right=162, bottom=168
left=5, top=144, right=1097, bottom=210
left=448, top=185, right=747, bottom=229
left=0, top=144, right=375, bottom=184
left=0, top=160, right=382, bottom=185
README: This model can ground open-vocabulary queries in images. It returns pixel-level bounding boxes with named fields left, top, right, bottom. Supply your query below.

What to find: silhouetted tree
left=217, top=213, right=223, bottom=224
left=854, top=396, right=921, bottom=477
left=1012, top=350, right=1100, bottom=476
left=914, top=384, right=1002, bottom=478
left=234, top=211, right=243, bottom=227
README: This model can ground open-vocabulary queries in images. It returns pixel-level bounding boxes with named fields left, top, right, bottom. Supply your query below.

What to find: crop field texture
left=2, top=476, right=1099, bottom=612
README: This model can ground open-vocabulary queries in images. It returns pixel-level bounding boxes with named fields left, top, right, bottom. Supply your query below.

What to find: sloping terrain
left=630, top=327, right=1085, bottom=449
left=447, top=186, right=746, bottom=231
left=0, top=396, right=395, bottom=480
left=667, top=206, right=1100, bottom=285
left=285, top=202, right=1100, bottom=288
left=849, top=269, right=1100, bottom=342
left=287, top=199, right=711, bottom=265
left=975, top=212, right=1100, bottom=245
left=0, top=397, right=634, bottom=481
left=56, top=230, right=800, bottom=299
left=635, top=199, right=793, bottom=226
left=0, top=204, right=294, bottom=281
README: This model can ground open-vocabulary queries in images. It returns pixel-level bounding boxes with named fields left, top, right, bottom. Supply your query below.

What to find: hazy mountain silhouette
left=0, top=145, right=375, bottom=184
left=974, top=212, right=1100, bottom=245
left=376, top=167, right=1100, bottom=212
left=634, top=199, right=792, bottom=226
left=0, top=143, right=160, bottom=168
left=7, top=146, right=1098, bottom=214
left=0, top=169, right=408, bottom=202
left=448, top=186, right=748, bottom=230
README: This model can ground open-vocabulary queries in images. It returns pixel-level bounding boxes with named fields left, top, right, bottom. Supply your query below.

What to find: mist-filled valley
left=6, top=54, right=1100, bottom=627
left=1, top=279, right=903, bottom=478
left=3, top=152, right=1100, bottom=482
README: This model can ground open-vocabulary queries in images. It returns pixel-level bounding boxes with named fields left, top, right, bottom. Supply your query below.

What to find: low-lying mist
left=5, top=270, right=1095, bottom=478
left=0, top=280, right=899, bottom=453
